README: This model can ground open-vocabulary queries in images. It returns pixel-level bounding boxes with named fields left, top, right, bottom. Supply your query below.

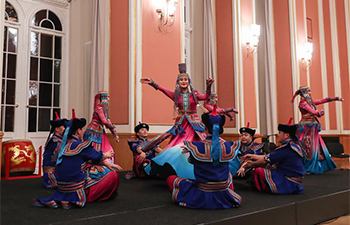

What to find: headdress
left=45, top=112, right=67, bottom=147
left=291, top=86, right=310, bottom=103
left=239, top=122, right=256, bottom=137
left=278, top=117, right=297, bottom=140
left=94, top=91, right=110, bottom=119
left=56, top=109, right=87, bottom=165
left=209, top=92, right=217, bottom=105
left=201, top=104, right=226, bottom=166
left=135, top=121, right=149, bottom=133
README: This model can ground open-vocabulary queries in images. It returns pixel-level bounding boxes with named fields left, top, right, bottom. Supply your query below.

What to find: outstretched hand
left=181, top=145, right=190, bottom=154
left=338, top=97, right=344, bottom=101
left=206, top=78, right=214, bottom=86
left=140, top=77, right=152, bottom=84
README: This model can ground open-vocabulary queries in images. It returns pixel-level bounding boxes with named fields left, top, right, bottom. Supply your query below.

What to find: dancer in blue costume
left=42, top=112, right=67, bottom=188
left=140, top=63, right=213, bottom=179
left=166, top=106, right=242, bottom=209
left=125, top=122, right=162, bottom=179
left=229, top=123, right=264, bottom=178
left=33, top=110, right=121, bottom=209
left=242, top=118, right=305, bottom=194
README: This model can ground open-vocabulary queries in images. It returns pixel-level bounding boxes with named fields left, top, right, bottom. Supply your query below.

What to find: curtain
left=89, top=0, right=110, bottom=116
left=263, top=0, right=278, bottom=141
left=203, top=0, right=217, bottom=91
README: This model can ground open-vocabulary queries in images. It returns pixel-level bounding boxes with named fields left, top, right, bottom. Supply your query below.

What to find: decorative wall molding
left=34, top=0, right=69, bottom=8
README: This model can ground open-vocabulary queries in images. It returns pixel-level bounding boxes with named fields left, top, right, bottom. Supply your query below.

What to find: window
left=1, top=1, right=19, bottom=132
left=28, top=10, right=63, bottom=132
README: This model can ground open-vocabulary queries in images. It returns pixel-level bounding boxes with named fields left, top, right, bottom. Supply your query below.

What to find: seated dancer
left=126, top=122, right=162, bottom=179
left=84, top=91, right=119, bottom=164
left=42, top=112, right=67, bottom=188
left=140, top=63, right=213, bottom=179
left=292, top=86, right=344, bottom=174
left=229, top=123, right=264, bottom=178
left=33, top=109, right=121, bottom=209
left=166, top=106, right=242, bottom=209
left=242, top=118, right=305, bottom=194
left=203, top=92, right=238, bottom=121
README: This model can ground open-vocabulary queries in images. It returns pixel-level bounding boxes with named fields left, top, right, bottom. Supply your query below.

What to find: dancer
left=229, top=123, right=264, bottom=178
left=84, top=91, right=119, bottom=163
left=292, top=86, right=344, bottom=174
left=42, top=112, right=67, bottom=188
left=140, top=63, right=213, bottom=179
left=166, top=107, right=242, bottom=209
left=126, top=122, right=162, bottom=179
left=242, top=118, right=305, bottom=194
left=33, top=110, right=121, bottom=209
left=203, top=92, right=238, bottom=121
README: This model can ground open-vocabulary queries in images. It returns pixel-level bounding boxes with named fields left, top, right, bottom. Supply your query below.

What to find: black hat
left=278, top=117, right=297, bottom=138
left=66, top=109, right=86, bottom=137
left=201, top=105, right=226, bottom=134
left=239, top=122, right=256, bottom=137
left=50, top=112, right=67, bottom=132
left=135, top=122, right=149, bottom=133
left=178, top=63, right=187, bottom=73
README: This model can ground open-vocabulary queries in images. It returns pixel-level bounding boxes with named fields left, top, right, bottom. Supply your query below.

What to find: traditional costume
left=143, top=63, right=212, bottom=179
left=292, top=86, right=340, bottom=174
left=251, top=121, right=305, bottom=194
left=229, top=124, right=264, bottom=177
left=167, top=108, right=242, bottom=209
left=42, top=112, right=67, bottom=189
left=84, top=91, right=119, bottom=163
left=127, top=123, right=159, bottom=178
left=203, top=92, right=237, bottom=120
left=33, top=110, right=119, bottom=209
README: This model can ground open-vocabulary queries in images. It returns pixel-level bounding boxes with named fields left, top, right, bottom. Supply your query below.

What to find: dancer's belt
left=197, top=179, right=230, bottom=192
left=43, top=166, right=55, bottom=173
left=58, top=180, right=85, bottom=192
left=286, top=176, right=303, bottom=184
left=179, top=110, right=196, bottom=116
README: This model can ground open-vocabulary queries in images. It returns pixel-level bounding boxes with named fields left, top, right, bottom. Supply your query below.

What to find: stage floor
left=1, top=170, right=349, bottom=225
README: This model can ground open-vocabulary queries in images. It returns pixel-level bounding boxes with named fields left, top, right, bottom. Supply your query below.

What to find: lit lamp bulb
left=168, top=0, right=178, bottom=17
left=304, top=42, right=313, bottom=61
left=250, top=24, right=261, bottom=47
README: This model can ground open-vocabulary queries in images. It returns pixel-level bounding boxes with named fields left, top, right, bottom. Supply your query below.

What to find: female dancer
left=84, top=91, right=119, bottom=164
left=140, top=63, right=213, bottom=179
left=292, top=86, right=344, bottom=174
left=203, top=92, right=238, bottom=120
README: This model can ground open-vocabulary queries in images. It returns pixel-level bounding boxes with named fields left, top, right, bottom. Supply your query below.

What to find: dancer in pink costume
left=292, top=86, right=344, bottom=174
left=140, top=63, right=213, bottom=179
left=203, top=92, right=238, bottom=121
left=84, top=91, right=119, bottom=164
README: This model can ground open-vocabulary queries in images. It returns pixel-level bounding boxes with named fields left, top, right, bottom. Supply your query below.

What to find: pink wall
left=241, top=0, right=257, bottom=128
left=322, top=0, right=338, bottom=130
left=335, top=0, right=350, bottom=130
left=215, top=0, right=236, bottom=128
left=141, top=0, right=182, bottom=124
left=110, top=0, right=129, bottom=124
left=273, top=0, right=294, bottom=124
left=306, top=0, right=326, bottom=128
left=296, top=0, right=308, bottom=86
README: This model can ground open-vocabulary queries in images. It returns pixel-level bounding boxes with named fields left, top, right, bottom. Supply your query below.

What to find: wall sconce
left=301, top=42, right=313, bottom=68
left=246, top=24, right=261, bottom=57
left=155, top=0, right=178, bottom=33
